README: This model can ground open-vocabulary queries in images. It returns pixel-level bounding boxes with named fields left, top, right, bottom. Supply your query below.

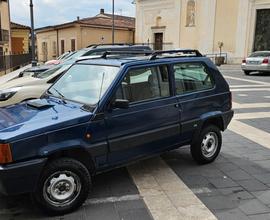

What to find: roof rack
left=101, top=50, right=153, bottom=59
left=149, top=49, right=203, bottom=60
left=87, top=43, right=134, bottom=48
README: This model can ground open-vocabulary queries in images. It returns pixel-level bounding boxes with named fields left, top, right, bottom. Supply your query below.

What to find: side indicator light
left=0, top=144, right=13, bottom=164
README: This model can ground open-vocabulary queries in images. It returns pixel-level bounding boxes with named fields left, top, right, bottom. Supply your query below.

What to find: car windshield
left=35, top=65, right=67, bottom=79
left=48, top=64, right=119, bottom=105
left=250, top=52, right=270, bottom=57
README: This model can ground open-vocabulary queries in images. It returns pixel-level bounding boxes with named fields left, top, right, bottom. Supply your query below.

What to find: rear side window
left=115, top=65, right=170, bottom=103
left=173, top=63, right=214, bottom=94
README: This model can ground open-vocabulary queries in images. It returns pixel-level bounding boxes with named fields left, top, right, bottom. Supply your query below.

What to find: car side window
left=115, top=65, right=170, bottom=103
left=173, top=63, right=214, bottom=94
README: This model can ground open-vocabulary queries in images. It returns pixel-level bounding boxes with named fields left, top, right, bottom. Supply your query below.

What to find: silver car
left=241, top=51, right=270, bottom=75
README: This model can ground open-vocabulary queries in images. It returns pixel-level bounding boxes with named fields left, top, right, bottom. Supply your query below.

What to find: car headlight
left=0, top=87, right=21, bottom=101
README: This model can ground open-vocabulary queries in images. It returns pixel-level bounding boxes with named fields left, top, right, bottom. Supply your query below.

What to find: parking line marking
left=230, top=85, right=270, bottom=88
left=234, top=112, right=270, bottom=120
left=229, top=120, right=270, bottom=150
left=85, top=194, right=141, bottom=205
left=224, top=76, right=270, bottom=86
left=128, top=157, right=217, bottom=220
left=233, top=102, right=270, bottom=109
left=231, top=88, right=270, bottom=92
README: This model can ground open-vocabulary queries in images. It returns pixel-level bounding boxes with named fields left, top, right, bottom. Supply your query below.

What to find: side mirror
left=113, top=99, right=129, bottom=109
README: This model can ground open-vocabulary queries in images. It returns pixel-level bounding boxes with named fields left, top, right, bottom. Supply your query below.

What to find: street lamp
left=30, top=0, right=36, bottom=66
left=112, top=0, right=115, bottom=44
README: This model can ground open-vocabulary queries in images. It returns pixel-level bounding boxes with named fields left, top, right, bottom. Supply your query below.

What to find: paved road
left=1, top=65, right=270, bottom=219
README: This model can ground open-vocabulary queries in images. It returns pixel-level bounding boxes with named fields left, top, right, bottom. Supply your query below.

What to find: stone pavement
left=1, top=65, right=270, bottom=220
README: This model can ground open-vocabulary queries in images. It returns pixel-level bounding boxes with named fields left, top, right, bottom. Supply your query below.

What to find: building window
left=186, top=0, right=196, bottom=27
left=61, top=40, right=65, bottom=54
left=71, top=39, right=76, bottom=51
left=52, top=41, right=57, bottom=56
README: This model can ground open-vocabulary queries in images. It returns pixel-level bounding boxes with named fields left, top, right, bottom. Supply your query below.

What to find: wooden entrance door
left=154, top=33, right=163, bottom=50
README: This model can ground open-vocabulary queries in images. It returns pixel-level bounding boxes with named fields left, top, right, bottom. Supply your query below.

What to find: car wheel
left=244, top=71, right=250, bottom=75
left=33, top=158, right=91, bottom=216
left=191, top=125, right=222, bottom=164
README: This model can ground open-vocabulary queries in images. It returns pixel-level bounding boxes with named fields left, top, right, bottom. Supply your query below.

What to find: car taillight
left=262, top=58, right=269, bottom=64
left=0, top=144, right=13, bottom=164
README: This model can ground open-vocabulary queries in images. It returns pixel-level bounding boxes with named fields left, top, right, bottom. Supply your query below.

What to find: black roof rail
left=149, top=49, right=203, bottom=60
left=101, top=50, right=153, bottom=59
left=87, top=43, right=134, bottom=48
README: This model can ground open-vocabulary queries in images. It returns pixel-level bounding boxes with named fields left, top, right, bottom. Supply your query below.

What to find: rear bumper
left=0, top=158, right=47, bottom=195
left=222, top=110, right=234, bottom=130
left=241, top=64, right=270, bottom=72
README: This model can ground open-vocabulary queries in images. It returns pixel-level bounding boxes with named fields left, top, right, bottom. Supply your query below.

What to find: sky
left=9, top=0, right=136, bottom=28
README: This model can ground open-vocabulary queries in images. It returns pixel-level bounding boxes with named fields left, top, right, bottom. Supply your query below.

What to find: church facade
left=135, top=0, right=270, bottom=63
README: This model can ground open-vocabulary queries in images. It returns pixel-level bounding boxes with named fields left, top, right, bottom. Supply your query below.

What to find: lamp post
left=112, top=0, right=115, bottom=44
left=30, top=0, right=36, bottom=66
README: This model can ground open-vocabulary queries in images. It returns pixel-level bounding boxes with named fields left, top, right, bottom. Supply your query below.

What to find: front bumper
left=0, top=158, right=47, bottom=195
left=241, top=64, right=270, bottom=72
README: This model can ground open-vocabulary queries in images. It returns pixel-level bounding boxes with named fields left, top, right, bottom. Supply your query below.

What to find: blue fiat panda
left=0, top=50, right=233, bottom=215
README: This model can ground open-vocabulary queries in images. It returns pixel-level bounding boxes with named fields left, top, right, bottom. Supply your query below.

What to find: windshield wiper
left=52, top=88, right=67, bottom=104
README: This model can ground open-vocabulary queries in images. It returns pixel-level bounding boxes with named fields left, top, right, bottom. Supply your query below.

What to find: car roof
left=76, top=55, right=210, bottom=67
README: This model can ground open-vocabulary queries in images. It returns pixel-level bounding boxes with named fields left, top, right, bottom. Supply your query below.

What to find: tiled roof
left=79, top=13, right=135, bottom=29
left=11, top=22, right=31, bottom=30
left=35, top=12, right=135, bottom=32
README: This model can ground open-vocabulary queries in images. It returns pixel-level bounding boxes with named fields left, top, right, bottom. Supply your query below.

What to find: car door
left=172, top=62, right=216, bottom=143
left=105, top=64, right=181, bottom=165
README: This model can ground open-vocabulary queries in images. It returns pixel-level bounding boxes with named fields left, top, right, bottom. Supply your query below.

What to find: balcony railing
left=0, top=53, right=31, bottom=73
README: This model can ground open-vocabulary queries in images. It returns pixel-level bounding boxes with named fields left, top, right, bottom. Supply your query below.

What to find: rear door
left=172, top=62, right=216, bottom=143
left=105, top=64, right=181, bottom=165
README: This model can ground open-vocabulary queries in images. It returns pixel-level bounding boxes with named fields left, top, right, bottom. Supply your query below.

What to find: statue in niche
left=186, top=0, right=196, bottom=27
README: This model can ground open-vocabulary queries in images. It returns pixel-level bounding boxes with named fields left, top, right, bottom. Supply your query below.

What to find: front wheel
left=191, top=125, right=222, bottom=164
left=32, top=158, right=91, bottom=216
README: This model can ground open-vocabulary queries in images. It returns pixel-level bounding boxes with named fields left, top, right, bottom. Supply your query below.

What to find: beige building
left=135, top=0, right=270, bottom=63
left=11, top=22, right=30, bottom=55
left=36, top=9, right=135, bottom=62
left=0, top=0, right=11, bottom=56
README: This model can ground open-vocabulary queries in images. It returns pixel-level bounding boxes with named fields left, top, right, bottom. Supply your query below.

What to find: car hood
left=0, top=76, right=43, bottom=90
left=0, top=98, right=93, bottom=142
left=0, top=65, right=31, bottom=86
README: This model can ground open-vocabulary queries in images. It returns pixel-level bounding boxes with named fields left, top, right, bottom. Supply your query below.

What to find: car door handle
left=174, top=103, right=181, bottom=108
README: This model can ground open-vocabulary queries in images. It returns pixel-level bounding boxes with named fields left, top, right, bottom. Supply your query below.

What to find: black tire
left=191, top=125, right=222, bottom=164
left=244, top=71, right=250, bottom=75
left=32, top=158, right=91, bottom=216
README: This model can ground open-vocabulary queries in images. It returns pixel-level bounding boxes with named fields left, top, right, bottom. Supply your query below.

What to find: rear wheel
left=33, top=158, right=91, bottom=216
left=191, top=125, right=222, bottom=164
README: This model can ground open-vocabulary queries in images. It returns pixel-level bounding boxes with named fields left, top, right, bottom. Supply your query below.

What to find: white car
left=0, top=64, right=71, bottom=107
left=0, top=65, right=31, bottom=86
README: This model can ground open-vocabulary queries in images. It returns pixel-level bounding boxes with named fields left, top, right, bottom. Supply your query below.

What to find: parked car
left=45, top=51, right=76, bottom=65
left=0, top=65, right=31, bottom=86
left=0, top=64, right=71, bottom=107
left=0, top=50, right=233, bottom=215
left=242, top=51, right=270, bottom=75
left=62, top=44, right=152, bottom=62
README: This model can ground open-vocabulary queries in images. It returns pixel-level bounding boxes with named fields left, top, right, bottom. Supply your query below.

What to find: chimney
left=77, top=16, right=80, bottom=21
left=100, top=8, right=105, bottom=14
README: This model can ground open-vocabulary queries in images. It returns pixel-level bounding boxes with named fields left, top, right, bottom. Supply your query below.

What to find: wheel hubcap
left=43, top=171, right=81, bottom=207
left=201, top=132, right=218, bottom=158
